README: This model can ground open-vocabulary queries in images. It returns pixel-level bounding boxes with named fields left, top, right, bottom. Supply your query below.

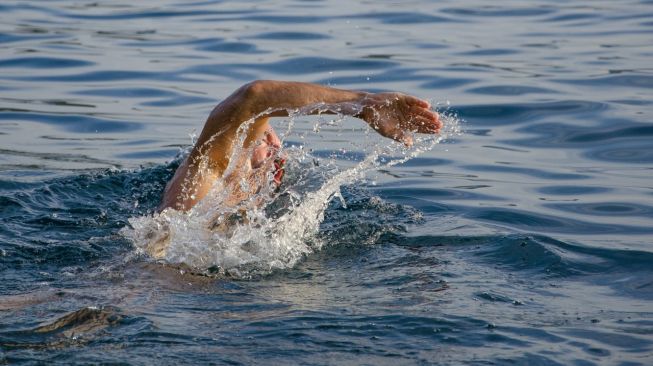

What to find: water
left=1, top=0, right=652, bottom=364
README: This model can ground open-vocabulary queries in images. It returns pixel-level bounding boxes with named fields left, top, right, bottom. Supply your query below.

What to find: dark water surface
left=1, top=0, right=652, bottom=364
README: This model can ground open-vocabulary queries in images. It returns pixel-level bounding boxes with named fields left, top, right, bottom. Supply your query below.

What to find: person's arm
left=159, top=80, right=440, bottom=211
left=202, top=80, right=440, bottom=160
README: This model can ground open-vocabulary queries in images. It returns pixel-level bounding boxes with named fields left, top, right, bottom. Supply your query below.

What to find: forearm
left=244, top=80, right=368, bottom=118
left=199, top=81, right=364, bottom=140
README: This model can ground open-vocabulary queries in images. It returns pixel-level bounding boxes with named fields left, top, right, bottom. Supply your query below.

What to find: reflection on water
left=1, top=0, right=652, bottom=364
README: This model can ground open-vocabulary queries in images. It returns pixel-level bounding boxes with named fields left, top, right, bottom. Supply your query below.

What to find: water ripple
left=543, top=202, right=653, bottom=218
left=73, top=87, right=179, bottom=98
left=62, top=9, right=256, bottom=20
left=0, top=111, right=142, bottom=134
left=251, top=31, right=331, bottom=40
left=0, top=32, right=61, bottom=44
left=347, top=11, right=456, bottom=24
left=467, top=208, right=653, bottom=235
left=554, top=74, right=653, bottom=89
left=466, top=85, right=555, bottom=95
left=441, top=7, right=555, bottom=17
left=195, top=40, right=264, bottom=54
left=586, top=142, right=653, bottom=163
left=461, top=164, right=590, bottom=180
left=0, top=57, right=94, bottom=68
left=535, top=185, right=613, bottom=196
left=10, top=70, right=188, bottom=83
left=455, top=100, right=608, bottom=126
left=221, top=56, right=398, bottom=75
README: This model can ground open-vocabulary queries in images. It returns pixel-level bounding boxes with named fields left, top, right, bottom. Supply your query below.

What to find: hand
left=359, top=92, right=441, bottom=146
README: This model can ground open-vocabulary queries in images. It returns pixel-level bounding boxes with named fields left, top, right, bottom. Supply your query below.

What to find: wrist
left=353, top=92, right=372, bottom=119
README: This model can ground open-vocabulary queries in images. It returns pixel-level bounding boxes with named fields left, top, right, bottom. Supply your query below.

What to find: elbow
left=240, top=80, right=272, bottom=100
left=235, top=80, right=277, bottom=117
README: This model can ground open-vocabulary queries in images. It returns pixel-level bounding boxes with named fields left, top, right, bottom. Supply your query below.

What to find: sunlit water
left=1, top=0, right=652, bottom=364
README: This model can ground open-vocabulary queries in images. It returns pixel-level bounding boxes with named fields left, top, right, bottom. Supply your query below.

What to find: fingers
left=410, top=105, right=438, bottom=120
left=409, top=116, right=439, bottom=133
left=406, top=106, right=441, bottom=134
left=409, top=111, right=440, bottom=127
left=403, top=94, right=431, bottom=109
left=368, top=93, right=441, bottom=142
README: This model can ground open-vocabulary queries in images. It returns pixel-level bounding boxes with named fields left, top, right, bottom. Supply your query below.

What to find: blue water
left=1, top=0, right=653, bottom=364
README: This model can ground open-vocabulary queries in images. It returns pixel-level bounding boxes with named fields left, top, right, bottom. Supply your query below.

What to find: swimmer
left=159, top=80, right=441, bottom=211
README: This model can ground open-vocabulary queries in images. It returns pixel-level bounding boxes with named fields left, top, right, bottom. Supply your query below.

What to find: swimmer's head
left=250, top=126, right=281, bottom=169
left=250, top=126, right=284, bottom=186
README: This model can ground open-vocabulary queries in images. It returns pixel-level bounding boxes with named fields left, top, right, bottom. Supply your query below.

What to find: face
left=251, top=125, right=281, bottom=169
left=251, top=125, right=286, bottom=186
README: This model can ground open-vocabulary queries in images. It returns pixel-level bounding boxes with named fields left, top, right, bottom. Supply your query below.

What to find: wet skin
left=159, top=80, right=441, bottom=212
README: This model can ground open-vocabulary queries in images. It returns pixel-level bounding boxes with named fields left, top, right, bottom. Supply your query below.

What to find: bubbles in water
left=121, top=103, right=461, bottom=278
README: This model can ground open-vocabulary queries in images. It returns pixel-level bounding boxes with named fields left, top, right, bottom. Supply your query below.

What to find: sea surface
left=1, top=0, right=652, bottom=364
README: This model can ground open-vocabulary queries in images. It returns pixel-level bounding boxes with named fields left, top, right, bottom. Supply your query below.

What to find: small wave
left=455, top=234, right=653, bottom=283
left=0, top=164, right=175, bottom=272
left=251, top=31, right=331, bottom=40
left=0, top=111, right=142, bottom=134
left=378, top=233, right=653, bottom=302
left=554, top=74, right=653, bottom=89
left=454, top=100, right=608, bottom=126
left=0, top=57, right=93, bottom=69
left=0, top=306, right=124, bottom=350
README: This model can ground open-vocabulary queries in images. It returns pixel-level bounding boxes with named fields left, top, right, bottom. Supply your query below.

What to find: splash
left=122, top=104, right=461, bottom=278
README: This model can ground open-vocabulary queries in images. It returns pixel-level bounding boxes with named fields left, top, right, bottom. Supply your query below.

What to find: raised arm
left=196, top=81, right=366, bottom=162
left=159, top=80, right=440, bottom=211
